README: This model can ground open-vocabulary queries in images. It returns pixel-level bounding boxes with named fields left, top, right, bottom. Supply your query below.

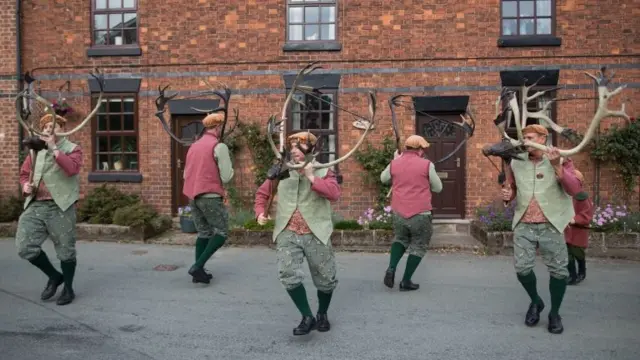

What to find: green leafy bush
left=334, top=220, right=364, bottom=230
left=229, top=208, right=256, bottom=229
left=0, top=195, right=23, bottom=222
left=112, top=202, right=172, bottom=234
left=243, top=218, right=275, bottom=230
left=475, top=200, right=515, bottom=232
left=78, top=185, right=140, bottom=224
left=354, top=136, right=395, bottom=210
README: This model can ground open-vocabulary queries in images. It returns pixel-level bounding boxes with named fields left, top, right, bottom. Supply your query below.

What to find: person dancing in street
left=182, top=113, right=234, bottom=284
left=380, top=135, right=442, bottom=291
left=16, top=114, right=83, bottom=306
left=502, top=124, right=581, bottom=334
left=254, top=132, right=340, bottom=336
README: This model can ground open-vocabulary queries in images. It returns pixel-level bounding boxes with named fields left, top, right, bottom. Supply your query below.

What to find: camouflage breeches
left=190, top=196, right=229, bottom=239
left=275, top=230, right=338, bottom=292
left=514, top=222, right=569, bottom=279
left=392, top=213, right=433, bottom=258
left=567, top=244, right=586, bottom=261
left=15, top=200, right=77, bottom=262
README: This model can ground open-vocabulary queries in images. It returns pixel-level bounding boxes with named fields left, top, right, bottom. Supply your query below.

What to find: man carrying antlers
left=501, top=124, right=581, bottom=334
left=254, top=132, right=341, bottom=336
left=16, top=114, right=83, bottom=306
left=182, top=112, right=234, bottom=284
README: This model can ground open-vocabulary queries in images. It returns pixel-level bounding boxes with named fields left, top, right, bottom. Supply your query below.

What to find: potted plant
left=178, top=206, right=197, bottom=233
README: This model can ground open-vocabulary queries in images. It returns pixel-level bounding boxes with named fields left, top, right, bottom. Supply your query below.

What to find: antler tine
left=311, top=90, right=377, bottom=169
left=266, top=115, right=283, bottom=160
left=15, top=94, right=45, bottom=137
left=56, top=68, right=105, bottom=137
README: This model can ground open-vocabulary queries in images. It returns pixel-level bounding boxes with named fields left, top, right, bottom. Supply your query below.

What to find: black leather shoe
left=293, top=315, right=316, bottom=336
left=56, top=287, right=75, bottom=306
left=399, top=280, right=419, bottom=291
left=41, top=275, right=64, bottom=301
left=548, top=313, right=564, bottom=334
left=188, top=265, right=210, bottom=284
left=524, top=300, right=545, bottom=327
left=192, top=268, right=213, bottom=283
left=383, top=269, right=395, bottom=288
left=567, top=275, right=578, bottom=285
left=316, top=313, right=330, bottom=332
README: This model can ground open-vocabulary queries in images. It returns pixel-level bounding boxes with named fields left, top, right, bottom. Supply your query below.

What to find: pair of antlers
left=154, top=79, right=239, bottom=146
left=266, top=61, right=377, bottom=172
left=489, top=67, right=630, bottom=158
left=16, top=68, right=105, bottom=139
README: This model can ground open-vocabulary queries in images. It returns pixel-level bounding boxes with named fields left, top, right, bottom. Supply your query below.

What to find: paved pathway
left=1, top=239, right=639, bottom=360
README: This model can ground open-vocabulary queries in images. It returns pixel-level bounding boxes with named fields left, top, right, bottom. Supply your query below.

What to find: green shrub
left=475, top=200, right=515, bottom=232
left=112, top=202, right=172, bottom=234
left=243, top=218, right=275, bottom=230
left=369, top=221, right=393, bottom=230
left=334, top=220, right=364, bottom=230
left=229, top=208, right=256, bottom=229
left=0, top=195, right=23, bottom=222
left=78, top=185, right=139, bottom=224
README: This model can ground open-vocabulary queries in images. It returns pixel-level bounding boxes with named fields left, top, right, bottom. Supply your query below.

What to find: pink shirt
left=20, top=146, right=83, bottom=200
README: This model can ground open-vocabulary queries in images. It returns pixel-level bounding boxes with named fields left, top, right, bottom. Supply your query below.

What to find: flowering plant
left=357, top=206, right=393, bottom=230
left=178, top=205, right=193, bottom=218
left=475, top=200, right=515, bottom=232
left=590, top=204, right=627, bottom=232
left=52, top=98, right=74, bottom=117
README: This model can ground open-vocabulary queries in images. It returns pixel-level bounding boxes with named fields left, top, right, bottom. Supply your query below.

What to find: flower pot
left=180, top=216, right=197, bottom=233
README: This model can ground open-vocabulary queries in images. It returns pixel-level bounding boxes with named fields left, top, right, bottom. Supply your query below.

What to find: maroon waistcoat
left=390, top=151, right=433, bottom=218
left=182, top=132, right=225, bottom=200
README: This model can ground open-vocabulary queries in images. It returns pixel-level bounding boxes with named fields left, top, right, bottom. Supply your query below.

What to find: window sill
left=88, top=172, right=143, bottom=183
left=282, top=42, right=342, bottom=52
left=87, top=46, right=142, bottom=57
left=497, top=36, right=562, bottom=48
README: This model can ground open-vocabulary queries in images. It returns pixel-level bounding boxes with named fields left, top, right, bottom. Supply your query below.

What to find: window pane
left=123, top=0, right=135, bottom=8
left=97, top=115, right=108, bottom=131
left=304, top=113, right=320, bottom=129
left=502, top=1, right=517, bottom=17
left=123, top=28, right=137, bottom=44
left=94, top=31, right=108, bottom=45
left=320, top=94, right=333, bottom=110
left=519, top=1, right=534, bottom=17
left=519, top=19, right=534, bottom=34
left=123, top=114, right=135, bottom=130
left=109, top=115, right=122, bottom=131
left=110, top=136, right=123, bottom=152
left=96, top=0, right=107, bottom=9
left=502, top=19, right=517, bottom=35
left=321, top=24, right=335, bottom=40
left=97, top=136, right=108, bottom=152
left=123, top=98, right=135, bottom=112
left=108, top=0, right=122, bottom=9
left=124, top=154, right=138, bottom=171
left=123, top=13, right=137, bottom=27
left=536, top=0, right=551, bottom=16
left=113, top=155, right=123, bottom=170
left=108, top=99, right=122, bottom=112
left=98, top=99, right=108, bottom=112
left=109, top=14, right=123, bottom=29
left=305, top=24, right=319, bottom=40
left=292, top=112, right=302, bottom=129
left=288, top=25, right=303, bottom=40
left=536, top=18, right=551, bottom=34
left=305, top=7, right=319, bottom=23
left=98, top=154, right=109, bottom=171
left=321, top=112, right=334, bottom=130
left=94, top=14, right=108, bottom=30
left=123, top=136, right=137, bottom=152
left=320, top=6, right=335, bottom=22
left=289, top=7, right=303, bottom=23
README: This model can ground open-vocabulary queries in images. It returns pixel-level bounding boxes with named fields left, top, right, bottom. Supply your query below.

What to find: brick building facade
left=1, top=0, right=638, bottom=220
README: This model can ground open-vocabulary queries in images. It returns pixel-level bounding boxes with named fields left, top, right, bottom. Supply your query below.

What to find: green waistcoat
left=24, top=138, right=80, bottom=212
left=510, top=156, right=574, bottom=233
left=273, top=167, right=333, bottom=245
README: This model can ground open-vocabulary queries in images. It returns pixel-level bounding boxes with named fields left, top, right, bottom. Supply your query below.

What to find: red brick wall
left=1, top=1, right=638, bottom=221
left=0, top=0, right=18, bottom=197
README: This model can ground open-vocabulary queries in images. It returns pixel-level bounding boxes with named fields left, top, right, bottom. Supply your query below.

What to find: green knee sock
left=286, top=284, right=313, bottom=317
left=317, top=290, right=333, bottom=314
left=194, top=234, right=226, bottom=268
left=549, top=276, right=567, bottom=315
left=195, top=237, right=208, bottom=261
left=388, top=242, right=406, bottom=270
left=402, top=254, right=422, bottom=282
left=29, top=251, right=62, bottom=280
left=60, top=260, right=76, bottom=291
left=517, top=271, right=542, bottom=304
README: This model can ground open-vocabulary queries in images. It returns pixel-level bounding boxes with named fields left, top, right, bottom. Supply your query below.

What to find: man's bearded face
left=289, top=140, right=309, bottom=163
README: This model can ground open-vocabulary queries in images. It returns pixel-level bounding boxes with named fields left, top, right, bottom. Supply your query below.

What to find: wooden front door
left=172, top=116, right=204, bottom=215
left=416, top=114, right=467, bottom=219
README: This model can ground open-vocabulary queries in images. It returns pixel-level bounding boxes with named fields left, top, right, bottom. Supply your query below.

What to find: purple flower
left=384, top=206, right=392, bottom=213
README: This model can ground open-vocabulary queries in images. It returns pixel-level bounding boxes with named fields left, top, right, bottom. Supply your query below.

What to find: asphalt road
left=1, top=239, right=639, bottom=360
